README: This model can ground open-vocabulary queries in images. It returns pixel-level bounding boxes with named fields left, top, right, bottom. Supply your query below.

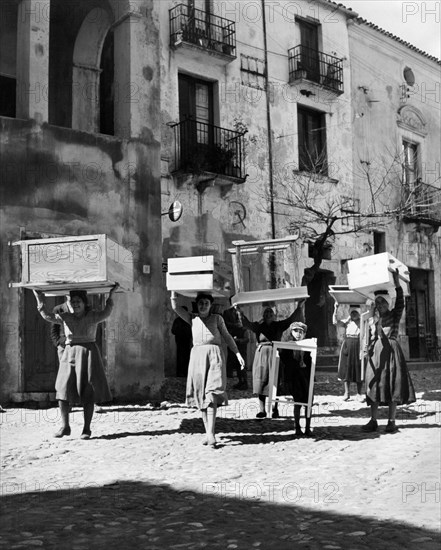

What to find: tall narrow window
left=0, top=2, right=17, bottom=117
left=297, top=106, right=327, bottom=174
left=403, top=140, right=418, bottom=185
left=100, top=29, right=115, bottom=136
left=178, top=74, right=213, bottom=144
left=373, top=231, right=386, bottom=254
left=297, top=19, right=319, bottom=83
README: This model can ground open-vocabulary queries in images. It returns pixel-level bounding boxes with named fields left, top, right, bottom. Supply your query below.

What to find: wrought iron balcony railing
left=170, top=4, right=236, bottom=57
left=288, top=45, right=344, bottom=93
left=402, top=181, right=441, bottom=225
left=172, top=118, right=246, bottom=181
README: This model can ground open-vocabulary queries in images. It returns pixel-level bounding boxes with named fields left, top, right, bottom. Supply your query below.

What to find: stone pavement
left=1, top=368, right=440, bottom=550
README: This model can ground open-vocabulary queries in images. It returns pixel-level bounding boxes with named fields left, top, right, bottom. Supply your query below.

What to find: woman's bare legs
left=294, top=405, right=302, bottom=436
left=201, top=409, right=208, bottom=444
left=207, top=403, right=217, bottom=446
left=54, top=400, right=71, bottom=437
left=82, top=402, right=94, bottom=438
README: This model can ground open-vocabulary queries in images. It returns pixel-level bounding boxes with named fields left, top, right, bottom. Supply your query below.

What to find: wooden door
left=23, top=291, right=62, bottom=392
left=406, top=269, right=430, bottom=359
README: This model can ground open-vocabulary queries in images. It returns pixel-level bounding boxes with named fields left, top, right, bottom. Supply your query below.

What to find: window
left=373, top=232, right=386, bottom=253
left=179, top=74, right=213, bottom=144
left=297, top=106, right=327, bottom=174
left=99, top=29, right=114, bottom=136
left=297, top=18, right=319, bottom=83
left=0, top=75, right=16, bottom=118
left=0, top=1, right=17, bottom=117
left=402, top=140, right=419, bottom=185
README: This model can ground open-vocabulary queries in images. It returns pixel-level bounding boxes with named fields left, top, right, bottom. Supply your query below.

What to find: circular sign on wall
left=168, top=201, right=183, bottom=222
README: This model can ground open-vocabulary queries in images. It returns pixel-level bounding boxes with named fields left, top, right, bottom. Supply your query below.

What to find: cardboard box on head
left=347, top=252, right=410, bottom=302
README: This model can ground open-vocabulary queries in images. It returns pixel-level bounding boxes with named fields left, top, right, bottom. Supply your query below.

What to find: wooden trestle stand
left=267, top=338, right=317, bottom=419
left=228, top=236, right=313, bottom=418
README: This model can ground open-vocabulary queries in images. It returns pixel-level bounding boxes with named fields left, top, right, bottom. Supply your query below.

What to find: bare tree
left=260, top=146, right=441, bottom=266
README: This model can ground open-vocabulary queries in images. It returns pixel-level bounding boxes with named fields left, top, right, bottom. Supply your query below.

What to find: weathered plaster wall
left=0, top=118, right=163, bottom=402
left=159, top=0, right=356, bottom=366
left=349, top=21, right=441, bottom=343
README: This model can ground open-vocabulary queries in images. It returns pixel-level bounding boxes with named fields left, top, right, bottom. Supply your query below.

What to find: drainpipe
left=261, top=0, right=277, bottom=286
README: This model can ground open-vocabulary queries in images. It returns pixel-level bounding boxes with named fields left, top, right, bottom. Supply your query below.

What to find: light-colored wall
left=349, top=20, right=441, bottom=344
left=159, top=0, right=356, bottom=368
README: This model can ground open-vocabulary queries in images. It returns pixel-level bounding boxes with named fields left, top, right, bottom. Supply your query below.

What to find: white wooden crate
left=10, top=234, right=133, bottom=295
left=231, top=287, right=309, bottom=307
left=328, top=285, right=368, bottom=305
left=347, top=253, right=410, bottom=299
left=166, top=256, right=231, bottom=298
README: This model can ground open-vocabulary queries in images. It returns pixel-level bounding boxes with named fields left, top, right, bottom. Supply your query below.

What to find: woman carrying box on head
left=33, top=283, right=119, bottom=439
left=236, top=301, right=304, bottom=419
left=362, top=269, right=416, bottom=433
left=170, top=291, right=245, bottom=448
left=333, top=303, right=364, bottom=402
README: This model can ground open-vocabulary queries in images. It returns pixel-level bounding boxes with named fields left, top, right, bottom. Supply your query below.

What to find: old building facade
left=160, top=0, right=440, bottom=371
left=0, top=0, right=164, bottom=403
left=1, top=1, right=439, bottom=402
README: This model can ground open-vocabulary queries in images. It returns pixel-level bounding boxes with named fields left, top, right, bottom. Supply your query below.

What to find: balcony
left=171, top=118, right=246, bottom=184
left=402, top=181, right=441, bottom=226
left=169, top=4, right=236, bottom=62
left=288, top=45, right=344, bottom=94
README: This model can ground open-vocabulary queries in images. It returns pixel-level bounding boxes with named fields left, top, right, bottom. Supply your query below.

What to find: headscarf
left=374, top=290, right=392, bottom=307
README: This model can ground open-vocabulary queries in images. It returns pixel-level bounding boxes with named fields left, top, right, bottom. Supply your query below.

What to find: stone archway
left=72, top=6, right=113, bottom=133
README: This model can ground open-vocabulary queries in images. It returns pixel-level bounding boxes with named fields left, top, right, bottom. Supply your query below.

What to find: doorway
left=406, top=268, right=433, bottom=359
left=304, top=269, right=336, bottom=347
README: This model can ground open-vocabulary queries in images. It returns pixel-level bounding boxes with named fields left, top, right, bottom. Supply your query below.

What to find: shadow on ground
left=1, top=480, right=439, bottom=550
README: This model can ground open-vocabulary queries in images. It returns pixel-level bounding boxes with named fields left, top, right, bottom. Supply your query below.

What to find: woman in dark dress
left=362, top=270, right=416, bottom=433
left=333, top=303, right=364, bottom=401
left=280, top=322, right=313, bottom=437
left=238, top=302, right=304, bottom=418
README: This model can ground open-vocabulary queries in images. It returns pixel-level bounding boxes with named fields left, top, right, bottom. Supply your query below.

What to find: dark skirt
left=338, top=337, right=362, bottom=382
left=285, top=365, right=312, bottom=404
left=186, top=344, right=228, bottom=409
left=252, top=344, right=273, bottom=395
left=55, top=343, right=112, bottom=404
left=365, top=337, right=416, bottom=406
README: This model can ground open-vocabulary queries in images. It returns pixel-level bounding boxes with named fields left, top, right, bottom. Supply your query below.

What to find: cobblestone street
left=1, top=368, right=440, bottom=550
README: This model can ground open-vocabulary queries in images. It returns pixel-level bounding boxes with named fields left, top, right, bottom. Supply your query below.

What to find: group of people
left=332, top=269, right=415, bottom=433
left=169, top=292, right=317, bottom=446
left=32, top=266, right=415, bottom=445
left=170, top=267, right=415, bottom=445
